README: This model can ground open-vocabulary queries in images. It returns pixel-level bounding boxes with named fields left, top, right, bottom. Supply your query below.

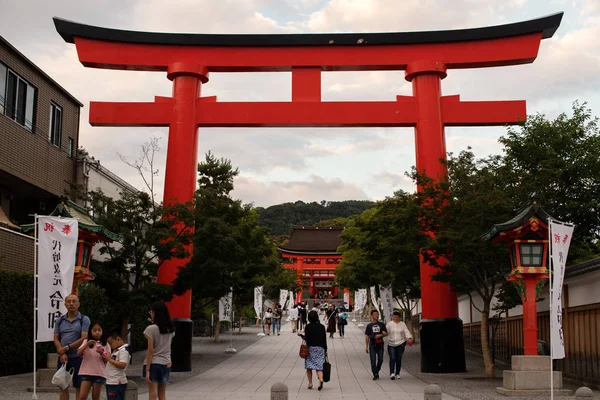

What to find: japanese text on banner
left=37, top=216, right=78, bottom=342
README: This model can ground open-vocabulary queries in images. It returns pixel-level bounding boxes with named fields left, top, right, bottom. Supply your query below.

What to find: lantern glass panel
left=520, top=243, right=543, bottom=266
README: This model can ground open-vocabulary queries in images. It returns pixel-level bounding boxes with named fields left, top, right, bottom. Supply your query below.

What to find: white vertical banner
left=379, top=285, right=394, bottom=322
left=357, top=289, right=367, bottom=310
left=343, top=292, right=349, bottom=307
left=219, top=291, right=233, bottom=322
left=370, top=286, right=380, bottom=314
left=254, top=286, right=263, bottom=319
left=550, top=220, right=574, bottom=360
left=37, top=216, right=78, bottom=342
left=288, top=291, right=294, bottom=311
left=279, top=289, right=288, bottom=309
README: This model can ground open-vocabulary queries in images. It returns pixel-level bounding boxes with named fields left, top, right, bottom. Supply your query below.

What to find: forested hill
left=256, top=200, right=373, bottom=236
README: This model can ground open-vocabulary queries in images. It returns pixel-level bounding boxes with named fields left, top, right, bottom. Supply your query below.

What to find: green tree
left=415, top=150, right=518, bottom=378
left=336, top=191, right=424, bottom=333
left=67, top=138, right=193, bottom=339
left=499, top=101, right=600, bottom=261
left=173, top=153, right=278, bottom=338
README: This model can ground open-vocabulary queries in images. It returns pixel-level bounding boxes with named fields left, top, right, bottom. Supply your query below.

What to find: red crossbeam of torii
left=55, top=13, right=562, bottom=373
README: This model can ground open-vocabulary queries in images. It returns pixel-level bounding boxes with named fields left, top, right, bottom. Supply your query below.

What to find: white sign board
left=37, top=216, right=78, bottom=342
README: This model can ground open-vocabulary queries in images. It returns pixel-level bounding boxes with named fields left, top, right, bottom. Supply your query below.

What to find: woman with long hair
left=298, top=311, right=327, bottom=391
left=143, top=301, right=175, bottom=400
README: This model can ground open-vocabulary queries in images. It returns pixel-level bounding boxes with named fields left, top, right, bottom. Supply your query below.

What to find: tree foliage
left=336, top=190, right=424, bottom=328
left=256, top=200, right=373, bottom=235
left=173, top=152, right=280, bottom=313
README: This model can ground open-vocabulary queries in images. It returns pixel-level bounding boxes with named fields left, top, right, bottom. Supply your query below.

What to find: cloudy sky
left=1, top=0, right=598, bottom=207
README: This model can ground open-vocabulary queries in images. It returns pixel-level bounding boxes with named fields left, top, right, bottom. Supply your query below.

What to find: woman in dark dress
left=299, top=311, right=327, bottom=391
left=325, top=304, right=337, bottom=338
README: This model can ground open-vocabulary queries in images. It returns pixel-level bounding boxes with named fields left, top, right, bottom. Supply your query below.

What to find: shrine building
left=278, top=226, right=347, bottom=305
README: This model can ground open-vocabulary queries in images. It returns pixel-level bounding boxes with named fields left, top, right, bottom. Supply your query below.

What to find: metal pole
left=32, top=214, right=38, bottom=400
left=549, top=220, right=554, bottom=400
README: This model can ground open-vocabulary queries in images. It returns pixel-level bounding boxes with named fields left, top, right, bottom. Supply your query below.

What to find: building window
left=68, top=138, right=74, bottom=157
left=49, top=103, right=62, bottom=147
left=0, top=64, right=36, bottom=130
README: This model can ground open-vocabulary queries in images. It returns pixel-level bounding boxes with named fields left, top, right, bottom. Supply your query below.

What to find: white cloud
left=233, top=174, right=370, bottom=206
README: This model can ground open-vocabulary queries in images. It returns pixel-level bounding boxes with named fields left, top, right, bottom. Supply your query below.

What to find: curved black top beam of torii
left=54, top=12, right=563, bottom=47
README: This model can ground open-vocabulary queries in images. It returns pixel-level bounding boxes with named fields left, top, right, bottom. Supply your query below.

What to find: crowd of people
left=53, top=294, right=174, bottom=400
left=54, top=294, right=412, bottom=398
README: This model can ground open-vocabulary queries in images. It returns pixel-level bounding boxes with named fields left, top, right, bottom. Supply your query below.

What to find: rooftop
left=278, top=226, right=344, bottom=255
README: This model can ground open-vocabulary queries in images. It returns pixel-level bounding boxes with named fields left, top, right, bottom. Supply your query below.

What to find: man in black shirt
left=365, top=310, right=388, bottom=380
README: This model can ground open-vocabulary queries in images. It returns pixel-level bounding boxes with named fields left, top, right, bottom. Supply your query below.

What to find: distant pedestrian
left=365, top=310, right=388, bottom=380
left=386, top=310, right=413, bottom=379
left=264, top=307, right=273, bottom=335
left=298, top=311, right=327, bottom=391
left=104, top=329, right=130, bottom=400
left=143, top=301, right=175, bottom=400
left=298, top=303, right=307, bottom=332
left=76, top=321, right=110, bottom=400
left=290, top=304, right=299, bottom=333
left=337, top=309, right=347, bottom=338
left=53, top=294, right=90, bottom=400
left=273, top=304, right=282, bottom=336
left=325, top=304, right=336, bottom=338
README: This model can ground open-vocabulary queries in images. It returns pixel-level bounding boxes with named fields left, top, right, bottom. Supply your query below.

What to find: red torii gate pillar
left=54, top=12, right=562, bottom=373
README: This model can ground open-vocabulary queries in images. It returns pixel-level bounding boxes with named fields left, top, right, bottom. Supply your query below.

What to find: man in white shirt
left=385, top=310, right=413, bottom=379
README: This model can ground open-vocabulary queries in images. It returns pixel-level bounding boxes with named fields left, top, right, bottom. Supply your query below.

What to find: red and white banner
left=550, top=220, right=574, bottom=359
left=37, top=216, right=78, bottom=342
left=356, top=289, right=367, bottom=310
left=343, top=292, right=349, bottom=307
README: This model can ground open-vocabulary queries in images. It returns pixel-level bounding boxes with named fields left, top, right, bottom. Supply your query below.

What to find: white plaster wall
left=566, top=269, right=600, bottom=307
left=458, top=295, right=471, bottom=323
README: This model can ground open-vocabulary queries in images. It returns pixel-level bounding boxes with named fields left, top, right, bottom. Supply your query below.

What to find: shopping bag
left=299, top=341, right=309, bottom=359
left=52, top=362, right=74, bottom=390
left=322, top=356, right=331, bottom=382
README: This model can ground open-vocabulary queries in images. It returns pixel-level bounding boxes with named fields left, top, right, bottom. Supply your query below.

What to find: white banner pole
left=32, top=214, right=38, bottom=400
left=548, top=219, right=554, bottom=400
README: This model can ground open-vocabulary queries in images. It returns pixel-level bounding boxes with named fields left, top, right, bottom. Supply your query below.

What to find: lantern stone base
left=496, top=356, right=572, bottom=397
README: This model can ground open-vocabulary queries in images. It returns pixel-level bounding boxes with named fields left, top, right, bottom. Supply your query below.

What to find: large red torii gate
left=54, top=12, right=562, bottom=373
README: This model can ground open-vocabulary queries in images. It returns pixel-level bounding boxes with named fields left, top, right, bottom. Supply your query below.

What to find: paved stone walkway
left=164, top=321, right=459, bottom=400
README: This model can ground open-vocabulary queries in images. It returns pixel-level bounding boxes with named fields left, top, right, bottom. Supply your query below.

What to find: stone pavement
left=163, top=320, right=460, bottom=400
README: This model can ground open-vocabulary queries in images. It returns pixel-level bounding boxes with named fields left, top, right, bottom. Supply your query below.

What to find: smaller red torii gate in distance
left=54, top=12, right=563, bottom=373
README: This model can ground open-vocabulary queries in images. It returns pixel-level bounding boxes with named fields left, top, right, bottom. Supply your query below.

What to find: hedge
left=0, top=270, right=54, bottom=376
left=0, top=270, right=149, bottom=377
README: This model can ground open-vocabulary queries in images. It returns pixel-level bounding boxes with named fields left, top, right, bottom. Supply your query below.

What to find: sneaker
left=372, top=375, right=379, bottom=380
left=396, top=374, right=401, bottom=379
left=390, top=374, right=395, bottom=380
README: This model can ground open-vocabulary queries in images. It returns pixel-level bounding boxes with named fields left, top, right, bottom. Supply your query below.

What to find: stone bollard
left=424, top=384, right=442, bottom=400
left=270, top=382, right=288, bottom=400
left=575, top=387, right=594, bottom=398
left=125, top=380, right=139, bottom=400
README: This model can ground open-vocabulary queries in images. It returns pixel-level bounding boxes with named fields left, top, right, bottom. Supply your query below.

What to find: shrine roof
left=21, top=200, right=120, bottom=241
left=566, top=257, right=600, bottom=280
left=482, top=202, right=555, bottom=242
left=54, top=13, right=562, bottom=47
left=278, top=226, right=344, bottom=255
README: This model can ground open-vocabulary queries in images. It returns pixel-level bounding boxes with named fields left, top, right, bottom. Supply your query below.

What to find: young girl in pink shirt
left=77, top=321, right=110, bottom=400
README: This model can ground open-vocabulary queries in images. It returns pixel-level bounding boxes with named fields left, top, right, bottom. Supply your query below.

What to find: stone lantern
left=484, top=202, right=570, bottom=396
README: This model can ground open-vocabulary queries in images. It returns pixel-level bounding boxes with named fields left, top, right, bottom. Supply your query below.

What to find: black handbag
left=322, top=356, right=331, bottom=382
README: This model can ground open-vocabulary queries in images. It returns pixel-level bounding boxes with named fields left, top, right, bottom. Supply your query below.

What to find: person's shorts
left=56, top=356, right=83, bottom=388
left=142, top=364, right=171, bottom=384
left=106, top=383, right=127, bottom=399
left=79, top=374, right=106, bottom=384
